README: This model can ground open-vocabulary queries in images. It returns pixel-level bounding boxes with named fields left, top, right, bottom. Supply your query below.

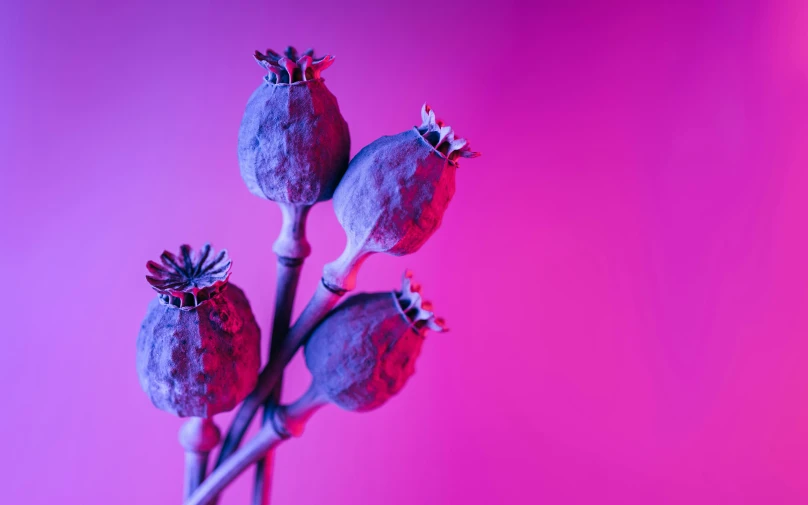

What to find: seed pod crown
left=254, top=46, right=335, bottom=84
left=396, top=270, right=447, bottom=333
left=416, top=104, right=479, bottom=165
left=146, top=243, right=231, bottom=309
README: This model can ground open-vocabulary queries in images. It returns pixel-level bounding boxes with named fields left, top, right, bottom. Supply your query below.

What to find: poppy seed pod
left=137, top=245, right=261, bottom=418
left=323, top=104, right=479, bottom=291
left=304, top=271, right=446, bottom=412
left=238, top=46, right=351, bottom=205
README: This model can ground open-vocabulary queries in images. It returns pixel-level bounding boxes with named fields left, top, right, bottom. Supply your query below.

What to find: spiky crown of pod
left=417, top=104, right=480, bottom=164
left=146, top=244, right=231, bottom=310
left=394, top=271, right=447, bottom=332
left=254, top=46, right=336, bottom=84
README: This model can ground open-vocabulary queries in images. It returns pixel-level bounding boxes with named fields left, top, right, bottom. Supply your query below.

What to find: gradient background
left=2, top=0, right=808, bottom=503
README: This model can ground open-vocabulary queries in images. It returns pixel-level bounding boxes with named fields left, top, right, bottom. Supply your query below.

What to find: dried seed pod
left=137, top=244, right=261, bottom=418
left=304, top=271, right=446, bottom=412
left=324, top=104, right=479, bottom=291
left=239, top=46, right=351, bottom=205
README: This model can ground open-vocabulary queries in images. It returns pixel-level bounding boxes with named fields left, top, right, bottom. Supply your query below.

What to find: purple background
left=2, top=1, right=808, bottom=504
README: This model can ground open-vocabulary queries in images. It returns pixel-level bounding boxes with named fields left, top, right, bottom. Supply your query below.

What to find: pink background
left=2, top=0, right=807, bottom=503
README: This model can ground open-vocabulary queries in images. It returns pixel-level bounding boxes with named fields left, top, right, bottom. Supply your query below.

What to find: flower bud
left=137, top=244, right=261, bottom=418
left=239, top=46, right=351, bottom=205
left=304, top=271, right=446, bottom=412
left=324, top=104, right=478, bottom=290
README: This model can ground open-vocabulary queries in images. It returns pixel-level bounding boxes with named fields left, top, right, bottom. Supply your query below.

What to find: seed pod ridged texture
left=304, top=292, right=424, bottom=412
left=238, top=62, right=350, bottom=204
left=137, top=245, right=261, bottom=418
left=334, top=129, right=455, bottom=256
left=137, top=283, right=260, bottom=417
left=305, top=272, right=444, bottom=412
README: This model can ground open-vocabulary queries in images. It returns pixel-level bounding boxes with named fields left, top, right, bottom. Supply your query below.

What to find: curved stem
left=187, top=386, right=327, bottom=505
left=322, top=243, right=372, bottom=292
left=252, top=257, right=303, bottom=505
left=190, top=425, right=282, bottom=505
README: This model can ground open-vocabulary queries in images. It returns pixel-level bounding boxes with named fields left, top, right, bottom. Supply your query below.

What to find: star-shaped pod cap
left=395, top=270, right=447, bottom=333
left=417, top=104, right=479, bottom=164
left=254, top=46, right=336, bottom=84
left=146, top=244, right=231, bottom=309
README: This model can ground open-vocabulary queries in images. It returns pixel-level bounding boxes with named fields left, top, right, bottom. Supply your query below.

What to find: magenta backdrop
left=2, top=0, right=808, bottom=504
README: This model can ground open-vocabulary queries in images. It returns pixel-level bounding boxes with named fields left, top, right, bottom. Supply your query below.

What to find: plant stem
left=213, top=222, right=368, bottom=500
left=252, top=256, right=303, bottom=505
left=214, top=281, right=343, bottom=470
left=178, top=418, right=220, bottom=500
left=187, top=386, right=327, bottom=505
left=210, top=203, right=316, bottom=505
left=253, top=203, right=310, bottom=505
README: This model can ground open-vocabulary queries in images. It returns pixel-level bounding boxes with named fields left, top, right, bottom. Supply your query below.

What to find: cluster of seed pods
left=136, top=45, right=478, bottom=505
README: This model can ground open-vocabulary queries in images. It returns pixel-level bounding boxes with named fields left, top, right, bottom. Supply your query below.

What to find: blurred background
left=2, top=0, right=807, bottom=503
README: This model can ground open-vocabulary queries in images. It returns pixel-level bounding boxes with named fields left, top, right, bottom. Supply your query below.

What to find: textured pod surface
left=333, top=129, right=455, bottom=256
left=136, top=283, right=261, bottom=417
left=304, top=292, right=424, bottom=412
left=238, top=79, right=350, bottom=204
